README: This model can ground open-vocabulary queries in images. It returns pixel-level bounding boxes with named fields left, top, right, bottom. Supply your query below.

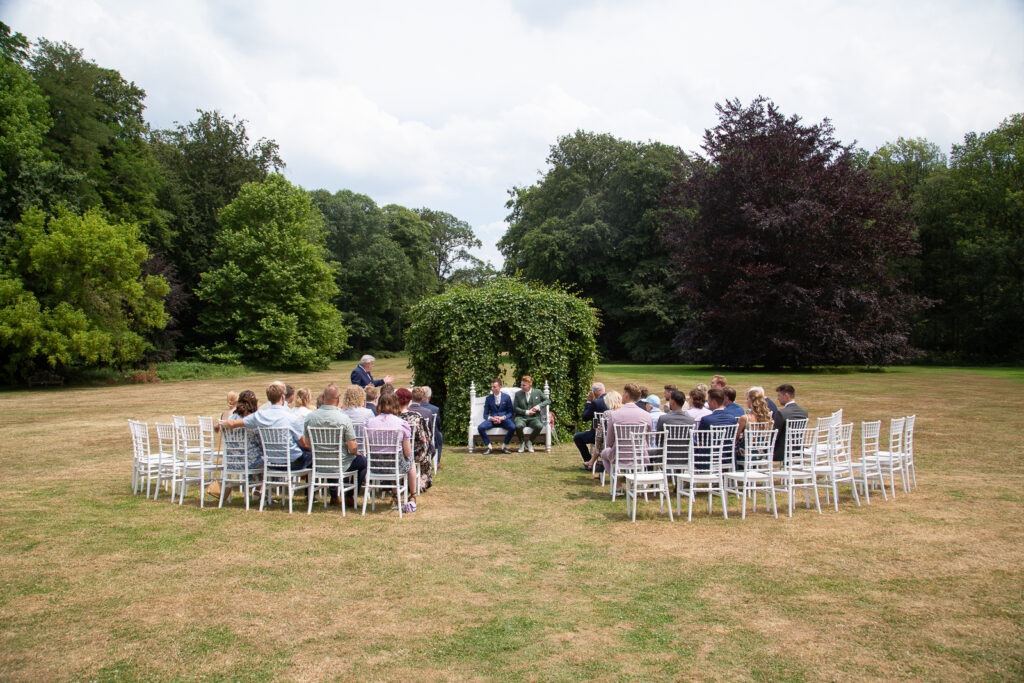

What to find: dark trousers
left=574, top=429, right=596, bottom=461
left=332, top=455, right=367, bottom=497
left=479, top=418, right=515, bottom=445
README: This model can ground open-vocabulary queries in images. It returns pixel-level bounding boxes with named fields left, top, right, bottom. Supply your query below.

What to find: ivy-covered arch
left=406, top=277, right=600, bottom=443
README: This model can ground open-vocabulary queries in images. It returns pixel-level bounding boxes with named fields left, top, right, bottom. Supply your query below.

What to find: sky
left=5, top=0, right=1023, bottom=267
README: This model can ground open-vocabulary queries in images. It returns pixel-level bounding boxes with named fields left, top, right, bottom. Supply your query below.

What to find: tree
left=0, top=208, right=169, bottom=382
left=499, top=131, right=688, bottom=361
left=196, top=175, right=345, bottom=369
left=406, top=277, right=599, bottom=440
left=661, top=97, right=921, bottom=367
left=911, top=114, right=1024, bottom=362
left=415, top=207, right=483, bottom=285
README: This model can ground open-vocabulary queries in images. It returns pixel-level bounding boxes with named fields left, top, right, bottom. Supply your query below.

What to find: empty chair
left=218, top=427, right=262, bottom=510
left=363, top=428, right=410, bottom=518
left=851, top=420, right=887, bottom=504
left=814, top=422, right=861, bottom=511
left=128, top=420, right=159, bottom=498
left=307, top=426, right=359, bottom=516
left=176, top=422, right=219, bottom=507
left=773, top=424, right=821, bottom=517
left=258, top=426, right=312, bottom=513
left=723, top=428, right=778, bottom=519
left=867, top=416, right=906, bottom=498
left=197, top=415, right=220, bottom=463
left=153, top=422, right=180, bottom=501
left=675, top=428, right=728, bottom=521
left=901, top=414, right=917, bottom=490
left=621, top=430, right=673, bottom=522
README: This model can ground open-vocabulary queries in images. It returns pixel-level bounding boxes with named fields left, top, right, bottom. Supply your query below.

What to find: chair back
left=171, top=415, right=186, bottom=428
left=711, top=423, right=739, bottom=468
left=258, top=427, right=294, bottom=470
left=351, top=422, right=368, bottom=457
left=887, top=416, right=906, bottom=455
left=689, top=429, right=724, bottom=475
left=664, top=423, right=693, bottom=472
left=613, top=422, right=648, bottom=470
left=197, top=416, right=217, bottom=459
left=744, top=428, right=777, bottom=473
left=308, top=426, right=344, bottom=477
left=155, top=422, right=177, bottom=460
left=221, top=427, right=251, bottom=471
left=365, top=428, right=404, bottom=476
left=784, top=425, right=815, bottom=470
left=128, top=420, right=150, bottom=457
left=903, top=414, right=915, bottom=458
left=786, top=417, right=808, bottom=431
left=176, top=423, right=205, bottom=463
left=829, top=422, right=855, bottom=468
left=634, top=430, right=666, bottom=472
left=861, top=420, right=881, bottom=460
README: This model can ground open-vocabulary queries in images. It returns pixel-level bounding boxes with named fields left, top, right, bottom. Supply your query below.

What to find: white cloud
left=7, top=0, right=1024, bottom=265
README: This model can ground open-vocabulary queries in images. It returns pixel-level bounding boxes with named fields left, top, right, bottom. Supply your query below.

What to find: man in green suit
left=513, top=375, right=549, bottom=453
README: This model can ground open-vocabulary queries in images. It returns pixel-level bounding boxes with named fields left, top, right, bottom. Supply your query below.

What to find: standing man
left=513, top=375, right=549, bottom=453
left=574, top=382, right=608, bottom=465
left=300, top=383, right=364, bottom=507
left=350, top=355, right=393, bottom=389
left=773, top=383, right=808, bottom=461
left=478, top=379, right=515, bottom=454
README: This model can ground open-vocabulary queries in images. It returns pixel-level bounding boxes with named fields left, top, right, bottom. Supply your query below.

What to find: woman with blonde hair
left=292, top=388, right=314, bottom=418
left=342, top=384, right=374, bottom=424
left=736, top=386, right=774, bottom=469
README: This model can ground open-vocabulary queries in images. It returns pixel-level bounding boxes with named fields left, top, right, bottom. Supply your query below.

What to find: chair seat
left=623, top=472, right=667, bottom=484
left=724, top=471, right=771, bottom=483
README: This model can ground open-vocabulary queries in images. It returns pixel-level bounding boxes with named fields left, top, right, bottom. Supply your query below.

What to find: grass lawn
left=1, top=359, right=1021, bottom=681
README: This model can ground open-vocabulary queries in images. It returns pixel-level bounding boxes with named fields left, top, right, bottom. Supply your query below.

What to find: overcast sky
left=6, top=0, right=1023, bottom=266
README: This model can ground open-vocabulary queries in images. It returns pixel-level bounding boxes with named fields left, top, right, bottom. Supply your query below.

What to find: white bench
left=466, top=381, right=552, bottom=453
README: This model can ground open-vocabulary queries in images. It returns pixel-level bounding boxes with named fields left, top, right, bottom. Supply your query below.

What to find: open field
left=1, top=360, right=1022, bottom=681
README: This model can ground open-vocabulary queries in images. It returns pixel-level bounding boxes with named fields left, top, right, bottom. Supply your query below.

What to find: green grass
left=0, top=360, right=1021, bottom=681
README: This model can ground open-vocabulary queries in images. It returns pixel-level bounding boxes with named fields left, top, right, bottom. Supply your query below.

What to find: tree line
left=2, top=22, right=1020, bottom=384
left=0, top=24, right=490, bottom=383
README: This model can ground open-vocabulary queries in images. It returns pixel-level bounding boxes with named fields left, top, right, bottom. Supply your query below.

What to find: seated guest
left=293, top=387, right=314, bottom=419
left=711, top=375, right=727, bottom=390
left=219, top=391, right=238, bottom=422
left=342, top=384, right=374, bottom=424
left=208, top=389, right=262, bottom=498
left=662, top=385, right=678, bottom=406
left=284, top=384, right=296, bottom=410
left=723, top=386, right=745, bottom=419
left=396, top=387, right=434, bottom=492
left=220, top=382, right=309, bottom=470
left=301, top=383, right=364, bottom=507
left=364, top=385, right=380, bottom=415
left=417, top=386, right=443, bottom=468
left=350, top=354, right=393, bottom=388
left=642, top=394, right=664, bottom=431
left=574, top=382, right=608, bottom=465
left=698, top=387, right=740, bottom=469
left=657, top=389, right=696, bottom=430
left=513, top=375, right=549, bottom=453
left=478, top=378, right=515, bottom=454
left=773, top=383, right=808, bottom=461
left=365, top=393, right=417, bottom=513
left=684, top=387, right=711, bottom=423
left=600, top=383, right=651, bottom=476
left=592, top=390, right=623, bottom=460
left=736, top=387, right=774, bottom=469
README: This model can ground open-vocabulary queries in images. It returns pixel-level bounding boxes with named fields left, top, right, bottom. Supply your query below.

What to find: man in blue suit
left=350, top=355, right=393, bottom=388
left=478, top=379, right=515, bottom=454
left=698, top=387, right=740, bottom=469
left=574, top=382, right=608, bottom=465
left=723, top=386, right=745, bottom=419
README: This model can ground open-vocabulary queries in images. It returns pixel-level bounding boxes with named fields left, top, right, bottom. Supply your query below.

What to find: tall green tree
left=661, top=97, right=921, bottom=367
left=415, top=207, right=484, bottom=286
left=150, top=110, right=283, bottom=350
left=0, top=208, right=169, bottom=382
left=196, top=175, right=345, bottom=369
left=911, top=114, right=1024, bottom=362
left=499, top=131, right=687, bottom=361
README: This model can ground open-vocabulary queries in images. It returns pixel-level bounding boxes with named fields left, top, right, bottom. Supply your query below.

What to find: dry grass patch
left=0, top=360, right=1022, bottom=681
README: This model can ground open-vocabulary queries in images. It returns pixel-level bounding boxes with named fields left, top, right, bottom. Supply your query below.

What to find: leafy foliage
left=0, top=208, right=169, bottom=382
left=406, top=277, right=599, bottom=441
left=499, top=131, right=688, bottom=361
left=195, top=175, right=345, bottom=369
left=661, top=97, right=921, bottom=367
left=909, top=114, right=1024, bottom=363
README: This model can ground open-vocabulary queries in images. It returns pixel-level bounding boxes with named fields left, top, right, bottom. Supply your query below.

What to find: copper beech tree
left=661, top=97, right=922, bottom=367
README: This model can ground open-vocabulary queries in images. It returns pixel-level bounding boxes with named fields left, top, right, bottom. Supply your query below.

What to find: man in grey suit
left=657, top=389, right=696, bottom=431
left=773, top=383, right=809, bottom=460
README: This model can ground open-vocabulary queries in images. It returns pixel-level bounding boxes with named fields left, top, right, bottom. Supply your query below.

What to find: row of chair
left=129, top=417, right=420, bottom=518
left=598, top=411, right=917, bottom=522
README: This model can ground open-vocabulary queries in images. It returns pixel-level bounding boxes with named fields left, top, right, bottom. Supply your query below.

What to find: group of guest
left=573, top=375, right=809, bottom=474
left=212, top=355, right=442, bottom=514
